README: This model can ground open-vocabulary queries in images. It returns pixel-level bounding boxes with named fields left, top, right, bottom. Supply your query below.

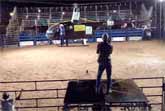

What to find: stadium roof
left=0, top=0, right=155, bottom=7
left=1, top=0, right=153, bottom=5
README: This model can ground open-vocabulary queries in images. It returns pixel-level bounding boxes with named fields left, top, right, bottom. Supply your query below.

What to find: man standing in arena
left=59, top=24, right=68, bottom=46
left=96, top=33, right=113, bottom=94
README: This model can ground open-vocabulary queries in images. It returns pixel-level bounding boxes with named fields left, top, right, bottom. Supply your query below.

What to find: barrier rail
left=0, top=79, right=71, bottom=111
left=1, top=28, right=144, bottom=47
left=0, top=34, right=20, bottom=47
left=18, top=33, right=51, bottom=46
left=133, top=77, right=164, bottom=111
left=95, top=29, right=144, bottom=39
left=0, top=34, right=5, bottom=47
left=0, top=77, right=164, bottom=111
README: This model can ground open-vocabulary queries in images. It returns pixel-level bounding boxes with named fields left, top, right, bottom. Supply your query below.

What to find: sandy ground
left=0, top=40, right=165, bottom=111
left=0, top=40, right=165, bottom=81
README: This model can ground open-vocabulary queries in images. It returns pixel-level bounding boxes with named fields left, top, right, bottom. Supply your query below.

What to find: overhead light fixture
left=38, top=8, right=41, bottom=13
left=113, top=10, right=117, bottom=13
left=62, top=12, right=65, bottom=15
left=159, top=0, right=164, bottom=2
left=37, top=15, right=40, bottom=19
left=10, top=12, right=14, bottom=17
left=26, top=15, right=29, bottom=19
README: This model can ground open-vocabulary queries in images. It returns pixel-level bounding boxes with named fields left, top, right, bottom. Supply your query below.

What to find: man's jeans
left=96, top=61, right=112, bottom=93
left=60, top=35, right=64, bottom=46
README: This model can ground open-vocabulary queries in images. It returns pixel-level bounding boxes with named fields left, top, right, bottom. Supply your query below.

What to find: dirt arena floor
left=0, top=40, right=165, bottom=111
left=0, top=40, right=165, bottom=81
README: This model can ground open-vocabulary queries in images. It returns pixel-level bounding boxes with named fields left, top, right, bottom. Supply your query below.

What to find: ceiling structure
left=1, top=0, right=154, bottom=6
left=2, top=0, right=147, bottom=2
left=0, top=0, right=156, bottom=34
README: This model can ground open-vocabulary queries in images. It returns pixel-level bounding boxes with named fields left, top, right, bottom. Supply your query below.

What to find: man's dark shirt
left=97, top=42, right=113, bottom=63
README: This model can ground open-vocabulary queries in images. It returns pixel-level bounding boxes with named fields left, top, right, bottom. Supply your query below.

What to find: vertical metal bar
left=60, top=7, right=64, bottom=21
left=0, top=35, right=2, bottom=47
left=163, top=3, right=165, bottom=40
left=35, top=19, right=38, bottom=37
left=163, top=77, right=165, bottom=111
left=0, top=2, right=1, bottom=23
left=34, top=81, right=38, bottom=111
left=106, top=5, right=109, bottom=18
left=15, top=107, right=18, bottom=111
left=84, top=6, right=87, bottom=23
left=129, top=1, right=132, bottom=16
left=14, top=91, right=18, bottom=111
left=36, top=99, right=38, bottom=107
left=49, top=7, right=52, bottom=20
left=78, top=105, right=80, bottom=111
left=26, top=7, right=29, bottom=19
left=14, top=91, right=17, bottom=99
left=160, top=2, right=162, bottom=39
left=34, top=81, right=37, bottom=90
left=118, top=4, right=120, bottom=17
left=58, top=106, right=59, bottom=111
left=3, top=35, right=6, bottom=47
left=36, top=99, right=38, bottom=111
left=57, top=89, right=59, bottom=98
left=57, top=89, right=59, bottom=111
left=155, top=1, right=158, bottom=35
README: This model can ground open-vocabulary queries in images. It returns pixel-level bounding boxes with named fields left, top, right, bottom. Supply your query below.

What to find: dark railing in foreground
left=0, top=77, right=164, bottom=111
left=0, top=79, right=71, bottom=111
left=133, top=77, right=165, bottom=111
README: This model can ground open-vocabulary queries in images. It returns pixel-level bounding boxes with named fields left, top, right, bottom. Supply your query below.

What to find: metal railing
left=133, top=77, right=165, bottom=111
left=0, top=79, right=73, bottom=111
left=0, top=34, right=5, bottom=48
left=0, top=77, right=164, bottom=111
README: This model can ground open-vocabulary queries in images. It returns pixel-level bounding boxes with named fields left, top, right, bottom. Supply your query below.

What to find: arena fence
left=0, top=34, right=20, bottom=47
left=0, top=28, right=145, bottom=47
left=0, top=77, right=165, bottom=111
left=0, top=34, right=5, bottom=48
left=132, top=77, right=165, bottom=111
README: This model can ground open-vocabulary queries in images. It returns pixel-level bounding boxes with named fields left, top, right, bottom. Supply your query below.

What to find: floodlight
left=38, top=9, right=41, bottom=13
left=26, top=15, right=29, bottom=19
left=113, top=10, right=117, bottom=13
left=62, top=12, right=65, bottom=15
left=159, top=0, right=164, bottom=2
left=37, top=15, right=40, bottom=19
left=10, top=12, right=14, bottom=17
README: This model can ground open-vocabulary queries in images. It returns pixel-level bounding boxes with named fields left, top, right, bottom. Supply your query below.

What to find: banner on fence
left=74, top=25, right=85, bottom=32
left=85, top=26, right=93, bottom=35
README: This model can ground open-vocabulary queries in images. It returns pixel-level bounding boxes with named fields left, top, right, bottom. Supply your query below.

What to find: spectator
left=1, top=92, right=15, bottom=111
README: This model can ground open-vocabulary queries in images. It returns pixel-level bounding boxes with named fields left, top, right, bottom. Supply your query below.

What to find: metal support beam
left=160, top=2, right=162, bottom=39
left=129, top=1, right=132, bottom=16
